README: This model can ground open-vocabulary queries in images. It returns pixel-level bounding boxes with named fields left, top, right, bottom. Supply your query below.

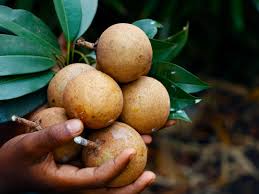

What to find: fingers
left=54, top=148, right=136, bottom=189
left=165, top=120, right=177, bottom=127
left=110, top=171, right=156, bottom=194
left=130, top=122, right=175, bottom=144
left=79, top=171, right=156, bottom=194
left=20, top=119, right=83, bottom=157
left=141, top=135, right=152, bottom=144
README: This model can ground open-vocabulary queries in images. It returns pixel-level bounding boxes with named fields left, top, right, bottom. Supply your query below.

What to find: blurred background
left=1, top=0, right=259, bottom=193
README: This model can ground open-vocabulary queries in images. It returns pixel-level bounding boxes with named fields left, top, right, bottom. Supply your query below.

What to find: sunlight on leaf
left=151, top=61, right=209, bottom=93
left=54, top=0, right=81, bottom=42
left=76, top=0, right=98, bottom=39
left=133, top=19, right=163, bottom=38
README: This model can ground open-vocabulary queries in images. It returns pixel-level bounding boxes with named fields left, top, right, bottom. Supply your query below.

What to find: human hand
left=0, top=119, right=137, bottom=192
left=78, top=171, right=155, bottom=194
left=78, top=120, right=176, bottom=194
left=76, top=137, right=155, bottom=194
left=165, top=120, right=177, bottom=127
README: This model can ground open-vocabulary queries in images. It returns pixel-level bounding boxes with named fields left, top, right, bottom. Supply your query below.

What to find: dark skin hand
left=0, top=119, right=175, bottom=193
left=0, top=119, right=155, bottom=192
left=0, top=88, right=175, bottom=194
left=78, top=171, right=155, bottom=194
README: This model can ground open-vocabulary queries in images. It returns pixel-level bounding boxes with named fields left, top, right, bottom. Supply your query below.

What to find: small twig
left=12, top=115, right=98, bottom=149
left=229, top=147, right=259, bottom=178
left=11, top=115, right=42, bottom=131
left=76, top=38, right=96, bottom=50
left=74, top=136, right=98, bottom=149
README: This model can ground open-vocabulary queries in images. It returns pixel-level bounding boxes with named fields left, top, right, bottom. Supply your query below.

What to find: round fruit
left=82, top=122, right=147, bottom=187
left=30, top=107, right=82, bottom=163
left=120, top=76, right=170, bottom=134
left=48, top=63, right=94, bottom=107
left=96, top=23, right=152, bottom=83
left=63, top=70, right=123, bottom=129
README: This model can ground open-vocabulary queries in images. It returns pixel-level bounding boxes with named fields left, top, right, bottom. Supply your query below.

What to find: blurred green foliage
left=2, top=0, right=259, bottom=86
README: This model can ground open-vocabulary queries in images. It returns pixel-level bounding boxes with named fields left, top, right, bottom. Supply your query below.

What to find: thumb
left=21, top=119, right=84, bottom=157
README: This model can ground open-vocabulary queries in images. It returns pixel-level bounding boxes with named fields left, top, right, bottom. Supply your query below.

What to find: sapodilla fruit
left=82, top=122, right=147, bottom=187
left=63, top=70, right=123, bottom=129
left=30, top=107, right=82, bottom=163
left=120, top=76, right=170, bottom=134
left=96, top=23, right=152, bottom=83
left=48, top=63, right=94, bottom=107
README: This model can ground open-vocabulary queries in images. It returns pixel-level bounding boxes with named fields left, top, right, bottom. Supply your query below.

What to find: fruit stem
left=11, top=115, right=42, bottom=131
left=74, top=50, right=90, bottom=64
left=66, top=42, right=71, bottom=65
left=11, top=116, right=98, bottom=149
left=76, top=38, right=97, bottom=50
left=71, top=44, right=75, bottom=63
left=74, top=136, right=98, bottom=149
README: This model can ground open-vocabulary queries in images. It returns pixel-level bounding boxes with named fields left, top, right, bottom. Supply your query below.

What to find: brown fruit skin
left=48, top=63, right=94, bottom=107
left=63, top=70, right=123, bottom=129
left=120, top=76, right=170, bottom=134
left=82, top=122, right=147, bottom=187
left=30, top=107, right=82, bottom=163
left=96, top=23, right=152, bottom=83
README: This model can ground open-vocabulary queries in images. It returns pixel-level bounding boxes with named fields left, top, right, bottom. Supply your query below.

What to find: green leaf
left=86, top=51, right=96, bottom=60
left=151, top=61, right=209, bottom=93
left=0, top=56, right=55, bottom=76
left=15, top=0, right=34, bottom=11
left=170, top=85, right=201, bottom=111
left=0, top=26, right=11, bottom=34
left=230, top=0, right=245, bottom=32
left=254, top=0, right=259, bottom=12
left=0, top=34, right=54, bottom=58
left=140, top=0, right=158, bottom=18
left=155, top=76, right=201, bottom=110
left=76, top=0, right=98, bottom=39
left=150, top=39, right=176, bottom=62
left=0, top=87, right=47, bottom=123
left=103, top=0, right=127, bottom=15
left=168, top=110, right=191, bottom=122
left=0, top=71, right=54, bottom=100
left=0, top=5, right=60, bottom=55
left=54, top=0, right=82, bottom=42
left=151, top=24, right=189, bottom=62
left=133, top=19, right=163, bottom=38
left=0, top=0, right=8, bottom=4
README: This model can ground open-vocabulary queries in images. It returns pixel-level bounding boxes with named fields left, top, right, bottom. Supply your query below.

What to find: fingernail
left=129, top=152, right=136, bottom=160
left=126, top=148, right=136, bottom=160
left=129, top=153, right=136, bottom=160
left=66, top=120, right=83, bottom=135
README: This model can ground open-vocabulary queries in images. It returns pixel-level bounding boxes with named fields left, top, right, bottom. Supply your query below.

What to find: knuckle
left=20, top=136, right=35, bottom=154
left=93, top=168, right=111, bottom=185
left=93, top=168, right=107, bottom=185
left=103, top=159, right=117, bottom=180
left=45, top=127, right=63, bottom=146
left=109, top=158, right=117, bottom=170
left=91, top=158, right=122, bottom=186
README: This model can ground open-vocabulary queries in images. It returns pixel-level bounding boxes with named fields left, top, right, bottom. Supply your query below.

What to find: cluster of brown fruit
left=30, top=23, right=170, bottom=187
